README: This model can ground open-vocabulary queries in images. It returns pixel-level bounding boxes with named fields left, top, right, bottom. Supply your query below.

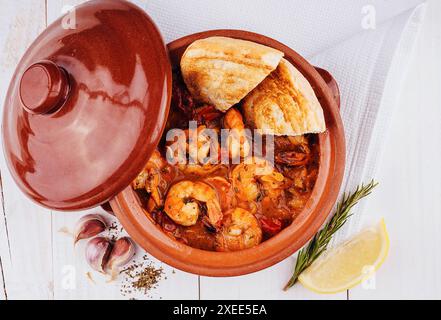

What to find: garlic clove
left=85, top=237, right=112, bottom=273
left=107, top=237, right=136, bottom=280
left=74, top=214, right=106, bottom=244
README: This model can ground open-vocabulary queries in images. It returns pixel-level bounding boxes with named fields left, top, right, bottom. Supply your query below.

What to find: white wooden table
left=1, top=0, right=440, bottom=300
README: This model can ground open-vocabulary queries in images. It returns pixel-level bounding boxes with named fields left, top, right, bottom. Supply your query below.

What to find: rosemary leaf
left=283, top=180, right=378, bottom=291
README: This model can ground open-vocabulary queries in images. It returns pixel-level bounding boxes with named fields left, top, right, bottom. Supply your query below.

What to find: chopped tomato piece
left=259, top=217, right=282, bottom=236
left=193, top=105, right=223, bottom=123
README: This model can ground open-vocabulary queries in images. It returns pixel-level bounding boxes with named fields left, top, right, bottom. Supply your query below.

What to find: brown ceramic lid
left=2, top=0, right=172, bottom=210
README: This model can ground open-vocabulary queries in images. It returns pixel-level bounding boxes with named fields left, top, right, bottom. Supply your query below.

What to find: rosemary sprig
left=283, top=180, right=378, bottom=291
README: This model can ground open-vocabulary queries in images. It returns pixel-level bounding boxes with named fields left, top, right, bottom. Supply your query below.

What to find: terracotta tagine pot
left=2, top=0, right=345, bottom=276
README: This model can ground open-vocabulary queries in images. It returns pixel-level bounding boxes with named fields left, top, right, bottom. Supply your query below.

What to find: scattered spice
left=131, top=266, right=164, bottom=292
left=108, top=222, right=119, bottom=231
left=120, top=255, right=165, bottom=298
left=107, top=221, right=123, bottom=241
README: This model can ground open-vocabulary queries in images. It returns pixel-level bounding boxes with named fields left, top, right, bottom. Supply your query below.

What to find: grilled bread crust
left=181, top=36, right=284, bottom=112
left=243, top=58, right=326, bottom=136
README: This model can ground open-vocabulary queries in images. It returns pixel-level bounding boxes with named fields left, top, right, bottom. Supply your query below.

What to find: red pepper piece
left=259, top=217, right=282, bottom=236
left=193, top=105, right=223, bottom=123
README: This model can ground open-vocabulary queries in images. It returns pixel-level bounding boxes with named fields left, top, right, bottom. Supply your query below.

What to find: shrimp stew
left=132, top=71, right=320, bottom=252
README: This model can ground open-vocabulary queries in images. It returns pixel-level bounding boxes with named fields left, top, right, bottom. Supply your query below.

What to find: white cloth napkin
left=309, top=3, right=426, bottom=241
left=133, top=0, right=426, bottom=238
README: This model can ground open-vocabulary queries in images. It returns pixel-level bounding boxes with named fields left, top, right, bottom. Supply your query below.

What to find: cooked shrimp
left=164, top=181, right=222, bottom=227
left=179, top=163, right=222, bottom=176
left=167, top=125, right=221, bottom=175
left=215, top=208, right=262, bottom=251
left=133, top=150, right=168, bottom=207
left=223, top=108, right=250, bottom=159
left=187, top=125, right=220, bottom=164
left=204, top=176, right=236, bottom=212
left=231, top=157, right=285, bottom=207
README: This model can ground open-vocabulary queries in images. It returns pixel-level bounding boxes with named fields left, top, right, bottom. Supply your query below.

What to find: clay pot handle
left=314, top=67, right=340, bottom=109
left=19, top=60, right=70, bottom=115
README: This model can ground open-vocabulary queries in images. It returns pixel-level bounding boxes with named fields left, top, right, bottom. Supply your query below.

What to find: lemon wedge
left=299, top=218, right=390, bottom=294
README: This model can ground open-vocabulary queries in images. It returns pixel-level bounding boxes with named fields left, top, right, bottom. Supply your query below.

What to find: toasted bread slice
left=243, top=58, right=326, bottom=136
left=181, top=36, right=283, bottom=112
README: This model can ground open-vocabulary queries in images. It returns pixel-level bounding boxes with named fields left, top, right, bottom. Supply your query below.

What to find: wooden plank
left=200, top=260, right=345, bottom=300
left=0, top=0, right=53, bottom=300
left=46, top=0, right=199, bottom=300
left=350, top=0, right=441, bottom=299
